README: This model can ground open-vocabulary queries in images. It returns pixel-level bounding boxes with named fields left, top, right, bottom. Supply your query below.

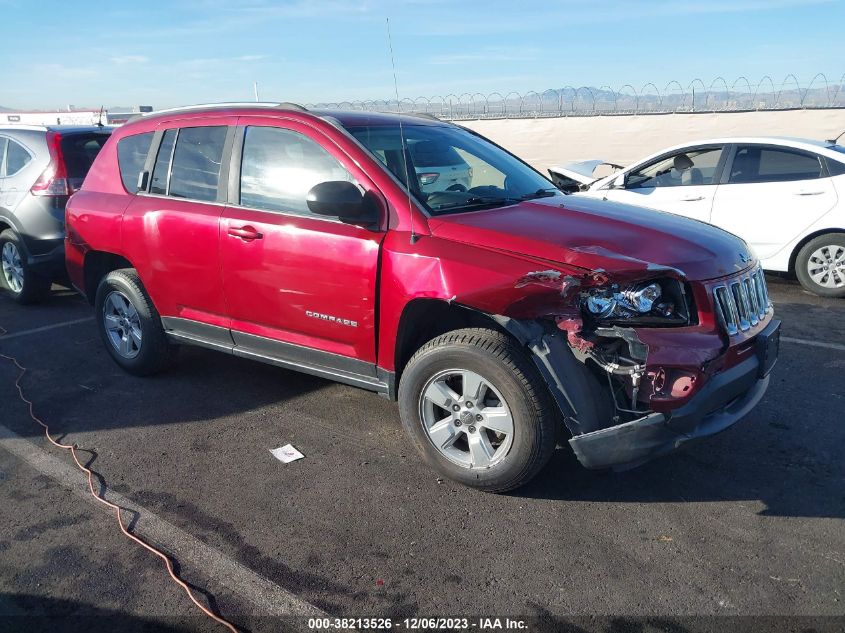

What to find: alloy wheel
left=103, top=290, right=143, bottom=359
left=419, top=368, right=514, bottom=469
left=1, top=242, right=24, bottom=294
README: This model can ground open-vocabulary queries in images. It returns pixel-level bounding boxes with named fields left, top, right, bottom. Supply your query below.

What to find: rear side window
left=826, top=156, right=845, bottom=177
left=117, top=132, right=154, bottom=192
left=729, top=147, right=824, bottom=184
left=168, top=126, right=227, bottom=201
left=0, top=138, right=7, bottom=176
left=5, top=140, right=32, bottom=176
left=239, top=126, right=354, bottom=216
left=62, top=133, right=109, bottom=190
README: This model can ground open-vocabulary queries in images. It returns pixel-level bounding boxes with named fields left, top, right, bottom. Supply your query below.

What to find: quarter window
left=5, top=140, right=32, bottom=176
left=0, top=138, right=7, bottom=176
left=117, top=132, right=154, bottom=193
left=729, top=147, right=824, bottom=184
left=626, top=148, right=723, bottom=189
left=239, top=126, right=354, bottom=216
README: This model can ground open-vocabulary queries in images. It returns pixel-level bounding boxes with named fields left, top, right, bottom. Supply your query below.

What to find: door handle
left=680, top=195, right=705, bottom=202
left=795, top=190, right=824, bottom=196
left=227, top=225, right=263, bottom=240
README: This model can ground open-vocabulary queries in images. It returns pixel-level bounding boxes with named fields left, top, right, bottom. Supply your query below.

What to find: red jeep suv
left=65, top=103, right=780, bottom=492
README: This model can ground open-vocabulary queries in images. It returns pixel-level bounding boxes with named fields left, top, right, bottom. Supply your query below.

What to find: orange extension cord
left=0, top=324, right=239, bottom=632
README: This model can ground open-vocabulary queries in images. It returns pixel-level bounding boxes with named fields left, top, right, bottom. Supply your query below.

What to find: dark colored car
left=64, top=103, right=780, bottom=492
left=0, top=125, right=111, bottom=303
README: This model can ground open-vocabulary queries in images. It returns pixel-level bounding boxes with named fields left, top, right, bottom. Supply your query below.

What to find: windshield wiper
left=431, top=195, right=518, bottom=211
left=518, top=188, right=560, bottom=201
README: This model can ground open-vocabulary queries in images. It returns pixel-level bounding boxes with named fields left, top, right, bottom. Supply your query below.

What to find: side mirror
left=306, top=181, right=379, bottom=227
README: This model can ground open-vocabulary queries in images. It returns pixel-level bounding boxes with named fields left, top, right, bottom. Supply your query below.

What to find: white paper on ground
left=270, top=444, right=305, bottom=463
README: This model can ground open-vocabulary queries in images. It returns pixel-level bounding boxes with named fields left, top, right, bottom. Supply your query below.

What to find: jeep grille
left=713, top=267, right=771, bottom=335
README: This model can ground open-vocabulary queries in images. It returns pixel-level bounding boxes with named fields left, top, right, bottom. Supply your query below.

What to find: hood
left=548, top=159, right=606, bottom=186
left=548, top=160, right=625, bottom=194
left=428, top=196, right=755, bottom=281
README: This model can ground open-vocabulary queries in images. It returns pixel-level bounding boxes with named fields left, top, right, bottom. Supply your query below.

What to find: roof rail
left=142, top=102, right=309, bottom=117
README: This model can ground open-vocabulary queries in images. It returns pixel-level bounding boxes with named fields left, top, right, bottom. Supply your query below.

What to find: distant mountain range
left=4, top=84, right=844, bottom=116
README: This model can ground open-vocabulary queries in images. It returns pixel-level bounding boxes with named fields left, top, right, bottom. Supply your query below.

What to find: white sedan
left=550, top=137, right=845, bottom=297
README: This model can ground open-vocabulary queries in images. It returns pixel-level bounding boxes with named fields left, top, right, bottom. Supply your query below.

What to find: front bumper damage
left=497, top=313, right=781, bottom=472
left=569, top=319, right=778, bottom=469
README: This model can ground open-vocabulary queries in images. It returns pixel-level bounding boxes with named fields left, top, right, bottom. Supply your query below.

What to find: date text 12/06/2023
left=307, top=617, right=529, bottom=630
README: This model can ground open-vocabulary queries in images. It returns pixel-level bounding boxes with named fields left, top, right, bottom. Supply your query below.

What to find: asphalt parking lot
left=0, top=275, right=843, bottom=633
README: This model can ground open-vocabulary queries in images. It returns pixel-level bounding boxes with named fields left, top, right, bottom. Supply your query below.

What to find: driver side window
left=626, top=147, right=724, bottom=189
left=239, top=126, right=355, bottom=217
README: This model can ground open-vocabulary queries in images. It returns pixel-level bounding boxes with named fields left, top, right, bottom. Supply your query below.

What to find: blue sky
left=0, top=0, right=842, bottom=109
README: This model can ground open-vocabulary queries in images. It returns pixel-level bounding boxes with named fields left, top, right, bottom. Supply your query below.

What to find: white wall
left=2, top=111, right=102, bottom=126
left=460, top=109, right=845, bottom=174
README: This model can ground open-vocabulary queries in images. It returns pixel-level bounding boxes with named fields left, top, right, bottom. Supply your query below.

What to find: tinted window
left=169, top=126, right=227, bottom=201
left=627, top=147, right=723, bottom=189
left=729, top=147, right=823, bottom=184
left=239, top=126, right=354, bottom=216
left=5, top=140, right=32, bottom=176
left=410, top=141, right=465, bottom=167
left=117, top=132, right=154, bottom=192
left=0, top=138, right=7, bottom=176
left=150, top=129, right=177, bottom=195
left=827, top=156, right=845, bottom=177
left=62, top=133, right=109, bottom=190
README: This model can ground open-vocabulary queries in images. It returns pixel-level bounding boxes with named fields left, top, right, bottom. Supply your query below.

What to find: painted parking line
left=0, top=317, right=94, bottom=341
left=0, top=422, right=329, bottom=619
left=781, top=336, right=845, bottom=352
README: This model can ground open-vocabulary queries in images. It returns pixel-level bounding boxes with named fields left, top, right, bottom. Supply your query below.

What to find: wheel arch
left=788, top=228, right=845, bottom=274
left=82, top=250, right=134, bottom=305
left=392, top=298, right=511, bottom=388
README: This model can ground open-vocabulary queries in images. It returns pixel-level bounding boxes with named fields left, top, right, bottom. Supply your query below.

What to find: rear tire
left=398, top=328, right=557, bottom=493
left=0, top=229, right=51, bottom=305
left=794, top=233, right=845, bottom=298
left=95, top=268, right=177, bottom=376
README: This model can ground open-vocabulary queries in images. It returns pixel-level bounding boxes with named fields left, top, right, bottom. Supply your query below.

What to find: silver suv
left=0, top=125, right=111, bottom=303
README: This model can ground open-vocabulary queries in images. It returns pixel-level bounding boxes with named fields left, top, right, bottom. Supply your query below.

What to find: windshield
left=345, top=123, right=562, bottom=215
left=829, top=144, right=845, bottom=155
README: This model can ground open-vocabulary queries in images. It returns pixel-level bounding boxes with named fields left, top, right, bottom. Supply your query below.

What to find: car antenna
left=97, top=105, right=105, bottom=128
left=825, top=129, right=845, bottom=145
left=386, top=17, right=419, bottom=244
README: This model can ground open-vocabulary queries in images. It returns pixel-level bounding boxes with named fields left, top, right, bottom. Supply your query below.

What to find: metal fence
left=308, top=73, right=845, bottom=120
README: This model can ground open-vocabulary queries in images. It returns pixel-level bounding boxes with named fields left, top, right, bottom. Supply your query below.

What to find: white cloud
left=111, top=55, right=149, bottom=65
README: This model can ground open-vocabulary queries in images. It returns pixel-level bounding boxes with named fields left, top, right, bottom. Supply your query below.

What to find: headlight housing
left=580, top=278, right=691, bottom=326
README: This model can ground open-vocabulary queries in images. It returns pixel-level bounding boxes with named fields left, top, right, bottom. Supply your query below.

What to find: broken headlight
left=581, top=278, right=690, bottom=326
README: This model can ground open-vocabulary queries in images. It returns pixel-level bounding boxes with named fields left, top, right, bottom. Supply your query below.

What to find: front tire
left=398, top=328, right=557, bottom=493
left=95, top=268, right=176, bottom=376
left=0, top=229, right=51, bottom=304
left=795, top=233, right=845, bottom=298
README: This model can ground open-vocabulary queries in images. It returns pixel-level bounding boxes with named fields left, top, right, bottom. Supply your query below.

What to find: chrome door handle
left=680, top=195, right=705, bottom=202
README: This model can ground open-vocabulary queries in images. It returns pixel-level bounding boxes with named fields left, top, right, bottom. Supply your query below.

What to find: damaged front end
left=494, top=265, right=779, bottom=471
